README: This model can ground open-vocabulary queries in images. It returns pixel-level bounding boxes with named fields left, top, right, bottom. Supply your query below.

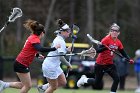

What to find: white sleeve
left=53, top=39, right=67, bottom=54
left=60, top=56, right=71, bottom=66
left=58, top=40, right=67, bottom=54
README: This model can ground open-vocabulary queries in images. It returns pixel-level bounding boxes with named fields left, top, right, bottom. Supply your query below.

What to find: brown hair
left=24, top=19, right=45, bottom=35
left=57, top=19, right=66, bottom=29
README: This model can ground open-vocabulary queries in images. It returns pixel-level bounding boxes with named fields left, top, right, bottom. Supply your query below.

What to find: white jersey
left=42, top=35, right=67, bottom=79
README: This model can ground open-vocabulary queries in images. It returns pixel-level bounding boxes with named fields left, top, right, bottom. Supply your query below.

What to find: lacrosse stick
left=68, top=24, right=80, bottom=60
left=44, top=47, right=96, bottom=58
left=65, top=24, right=80, bottom=77
left=87, top=34, right=130, bottom=61
left=0, top=7, right=22, bottom=33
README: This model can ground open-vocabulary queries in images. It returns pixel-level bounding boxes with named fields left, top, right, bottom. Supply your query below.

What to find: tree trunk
left=41, top=0, right=56, bottom=45
left=70, top=0, right=75, bottom=25
left=87, top=0, right=94, bottom=43
left=16, top=0, right=22, bottom=43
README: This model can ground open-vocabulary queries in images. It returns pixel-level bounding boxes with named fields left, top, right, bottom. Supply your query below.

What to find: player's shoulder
left=101, top=35, right=110, bottom=41
left=27, top=34, right=40, bottom=43
left=28, top=34, right=39, bottom=39
left=54, top=36, right=64, bottom=42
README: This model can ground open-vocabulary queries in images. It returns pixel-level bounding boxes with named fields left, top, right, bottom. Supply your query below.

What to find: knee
left=28, top=82, right=32, bottom=88
left=51, top=85, right=58, bottom=90
left=61, top=82, right=67, bottom=87
left=59, top=81, right=67, bottom=87
left=52, top=87, right=57, bottom=91
left=28, top=84, right=32, bottom=89
left=24, top=83, right=32, bottom=90
left=114, top=77, right=120, bottom=83
left=19, top=83, right=24, bottom=88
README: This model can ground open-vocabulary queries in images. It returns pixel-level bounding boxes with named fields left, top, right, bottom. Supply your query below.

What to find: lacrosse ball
left=73, top=30, right=77, bottom=35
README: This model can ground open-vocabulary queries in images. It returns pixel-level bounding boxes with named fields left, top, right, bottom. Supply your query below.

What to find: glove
left=35, top=53, right=45, bottom=59
left=129, top=59, right=134, bottom=64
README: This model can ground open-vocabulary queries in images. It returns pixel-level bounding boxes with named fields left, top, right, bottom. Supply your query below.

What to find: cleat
left=77, top=75, right=87, bottom=87
left=37, top=85, right=45, bottom=93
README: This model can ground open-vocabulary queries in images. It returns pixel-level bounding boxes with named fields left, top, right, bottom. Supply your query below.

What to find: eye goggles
left=110, top=29, right=119, bottom=32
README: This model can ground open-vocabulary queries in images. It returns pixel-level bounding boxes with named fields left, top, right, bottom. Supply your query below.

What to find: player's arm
left=118, top=49, right=130, bottom=59
left=95, top=38, right=109, bottom=53
left=59, top=52, right=71, bottom=66
left=60, top=56, right=71, bottom=66
left=96, top=45, right=108, bottom=53
left=119, top=49, right=134, bottom=64
left=33, top=43, right=56, bottom=52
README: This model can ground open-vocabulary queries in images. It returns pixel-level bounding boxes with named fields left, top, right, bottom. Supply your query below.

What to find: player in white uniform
left=38, top=19, right=72, bottom=93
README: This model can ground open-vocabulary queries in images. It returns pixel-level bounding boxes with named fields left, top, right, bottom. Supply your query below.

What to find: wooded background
left=0, top=0, right=140, bottom=57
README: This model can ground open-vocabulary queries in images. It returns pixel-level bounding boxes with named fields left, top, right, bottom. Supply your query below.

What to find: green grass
left=3, top=88, right=135, bottom=93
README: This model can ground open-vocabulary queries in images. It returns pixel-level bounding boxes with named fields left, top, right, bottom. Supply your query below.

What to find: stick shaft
left=66, top=38, right=75, bottom=77
left=45, top=53, right=80, bottom=57
left=0, top=22, right=9, bottom=33
left=104, top=44, right=129, bottom=61
left=66, top=24, right=80, bottom=77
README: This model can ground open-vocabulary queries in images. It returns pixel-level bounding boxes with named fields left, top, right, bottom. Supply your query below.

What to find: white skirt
left=42, top=66, right=63, bottom=79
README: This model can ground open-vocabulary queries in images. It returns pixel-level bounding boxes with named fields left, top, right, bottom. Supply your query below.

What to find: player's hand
left=55, top=44, right=61, bottom=49
left=67, top=46, right=72, bottom=52
left=129, top=59, right=134, bottom=64
left=35, top=53, right=45, bottom=59
left=67, top=65, right=72, bottom=71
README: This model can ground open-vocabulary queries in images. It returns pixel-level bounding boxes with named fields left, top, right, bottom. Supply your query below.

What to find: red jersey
left=96, top=35, right=123, bottom=65
left=16, top=34, right=40, bottom=67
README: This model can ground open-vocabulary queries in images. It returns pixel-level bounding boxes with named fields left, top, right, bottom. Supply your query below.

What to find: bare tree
left=70, top=0, right=75, bottom=25
left=16, top=0, right=22, bottom=43
left=41, top=0, right=56, bottom=45
left=87, top=0, right=94, bottom=42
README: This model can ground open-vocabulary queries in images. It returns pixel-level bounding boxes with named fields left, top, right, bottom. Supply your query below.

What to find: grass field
left=2, top=88, right=135, bottom=93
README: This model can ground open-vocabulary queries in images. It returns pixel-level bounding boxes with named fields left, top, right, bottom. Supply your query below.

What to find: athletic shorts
left=42, top=66, right=63, bottom=79
left=14, top=61, right=30, bottom=73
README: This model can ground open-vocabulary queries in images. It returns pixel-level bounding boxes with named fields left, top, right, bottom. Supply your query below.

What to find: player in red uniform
left=0, top=19, right=60, bottom=93
left=77, top=23, right=134, bottom=93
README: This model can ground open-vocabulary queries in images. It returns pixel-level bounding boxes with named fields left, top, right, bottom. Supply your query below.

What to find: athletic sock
left=4, top=82, right=10, bottom=88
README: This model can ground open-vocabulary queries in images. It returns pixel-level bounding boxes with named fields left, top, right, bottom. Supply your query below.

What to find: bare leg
left=0, top=80, right=23, bottom=93
left=9, top=82, right=23, bottom=89
left=42, top=73, right=66, bottom=90
left=45, top=79, right=58, bottom=93
left=57, top=73, right=67, bottom=87
left=17, top=72, right=32, bottom=93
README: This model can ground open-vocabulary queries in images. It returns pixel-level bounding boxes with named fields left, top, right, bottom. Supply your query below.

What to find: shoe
left=37, top=85, right=45, bottom=93
left=77, top=75, right=87, bottom=87
left=0, top=80, right=5, bottom=92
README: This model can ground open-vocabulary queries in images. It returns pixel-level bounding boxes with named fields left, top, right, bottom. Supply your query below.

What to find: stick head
left=71, top=24, right=80, bottom=39
left=87, top=34, right=102, bottom=45
left=80, top=46, right=96, bottom=58
left=72, top=25, right=79, bottom=35
left=8, top=7, right=22, bottom=22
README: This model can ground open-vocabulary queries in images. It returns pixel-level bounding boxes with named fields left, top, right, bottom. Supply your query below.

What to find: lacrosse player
left=77, top=23, right=134, bottom=93
left=0, top=19, right=60, bottom=93
left=37, top=19, right=72, bottom=93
